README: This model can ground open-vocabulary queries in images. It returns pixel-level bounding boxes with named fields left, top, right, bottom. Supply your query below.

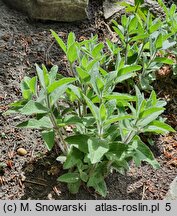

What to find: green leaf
left=29, top=76, right=37, bottom=94
left=119, top=65, right=142, bottom=74
left=135, top=85, right=144, bottom=109
left=138, top=108, right=164, bottom=127
left=104, top=115, right=133, bottom=126
left=130, top=136, right=160, bottom=169
left=49, top=65, right=58, bottom=84
left=67, top=43, right=78, bottom=63
left=112, top=24, right=125, bottom=44
left=105, top=100, right=117, bottom=117
left=92, top=43, right=104, bottom=58
left=140, top=107, right=164, bottom=118
left=106, top=142, right=128, bottom=161
left=87, top=138, right=109, bottom=164
left=51, top=30, right=67, bottom=53
left=41, top=129, right=55, bottom=150
left=19, top=100, right=49, bottom=115
left=79, top=171, right=88, bottom=182
left=16, top=116, right=53, bottom=129
left=42, top=64, right=49, bottom=87
left=130, top=34, right=149, bottom=42
left=149, top=21, right=162, bottom=33
left=64, top=147, right=83, bottom=169
left=58, top=173, right=80, bottom=183
left=35, top=64, right=46, bottom=89
left=116, top=65, right=141, bottom=83
left=66, top=85, right=82, bottom=101
left=65, top=135, right=89, bottom=153
left=87, top=173, right=107, bottom=197
left=20, top=78, right=32, bottom=100
left=63, top=115, right=82, bottom=124
left=67, top=32, right=76, bottom=47
left=96, top=77, right=104, bottom=92
left=83, top=94, right=99, bottom=121
left=144, top=120, right=175, bottom=133
left=153, top=57, right=174, bottom=65
left=99, top=103, right=107, bottom=122
left=170, top=4, right=176, bottom=15
left=111, top=160, right=129, bottom=174
left=155, top=33, right=163, bottom=49
left=121, top=15, right=128, bottom=28
left=21, top=89, right=32, bottom=100
left=67, top=180, right=81, bottom=194
left=50, top=85, right=71, bottom=105
left=105, top=93, right=135, bottom=101
left=76, top=67, right=90, bottom=82
left=47, top=77, right=76, bottom=93
left=135, top=0, right=144, bottom=6
left=128, top=16, right=138, bottom=33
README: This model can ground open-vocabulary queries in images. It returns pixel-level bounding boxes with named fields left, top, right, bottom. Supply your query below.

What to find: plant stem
left=124, top=32, right=129, bottom=65
left=46, top=94, right=68, bottom=155
left=69, top=62, right=75, bottom=77
left=136, top=42, right=145, bottom=64
left=89, top=164, right=97, bottom=178
left=104, top=160, right=113, bottom=178
left=123, top=130, right=136, bottom=144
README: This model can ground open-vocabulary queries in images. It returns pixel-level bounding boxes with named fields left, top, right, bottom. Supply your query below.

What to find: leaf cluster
left=4, top=0, right=176, bottom=197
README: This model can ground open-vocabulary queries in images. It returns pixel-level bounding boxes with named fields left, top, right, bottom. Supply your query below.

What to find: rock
left=103, top=0, right=134, bottom=20
left=2, top=0, right=89, bottom=22
left=164, top=176, right=177, bottom=200
left=17, top=148, right=27, bottom=156
left=103, top=0, right=164, bottom=20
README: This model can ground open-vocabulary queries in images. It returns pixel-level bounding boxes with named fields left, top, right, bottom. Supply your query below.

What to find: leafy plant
left=5, top=25, right=175, bottom=197
left=110, top=12, right=175, bottom=89
left=118, top=0, right=177, bottom=86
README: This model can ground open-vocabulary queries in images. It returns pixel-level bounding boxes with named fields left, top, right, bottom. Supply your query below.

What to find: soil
left=1, top=0, right=177, bottom=200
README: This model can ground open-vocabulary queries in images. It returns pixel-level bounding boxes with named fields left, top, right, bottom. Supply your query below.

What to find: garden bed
left=1, top=0, right=177, bottom=200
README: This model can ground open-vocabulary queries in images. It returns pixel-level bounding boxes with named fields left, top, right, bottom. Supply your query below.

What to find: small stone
left=17, top=148, right=27, bottom=156
left=20, top=172, right=26, bottom=182
left=103, top=0, right=134, bottom=20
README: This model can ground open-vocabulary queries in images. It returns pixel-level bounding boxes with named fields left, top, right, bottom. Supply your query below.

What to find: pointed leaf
left=138, top=108, right=164, bottom=127
left=104, top=115, right=133, bottom=126
left=87, top=138, right=109, bottom=164
left=47, top=77, right=76, bottom=93
left=153, top=57, right=174, bottom=65
left=64, top=147, right=83, bottom=169
left=41, top=129, right=55, bottom=150
left=130, top=136, right=160, bottom=169
left=19, top=100, right=49, bottom=115
left=58, top=173, right=80, bottom=183
left=35, top=64, right=46, bottom=89
left=16, top=116, right=53, bottom=129
left=65, top=135, right=89, bottom=153
left=67, top=180, right=81, bottom=194
left=144, top=120, right=175, bottom=133
left=67, top=32, right=76, bottom=47
left=83, top=94, right=99, bottom=121
left=67, top=43, right=78, bottom=63
left=51, top=30, right=67, bottom=53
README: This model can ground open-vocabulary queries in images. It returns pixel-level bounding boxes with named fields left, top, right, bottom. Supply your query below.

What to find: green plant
left=118, top=0, right=177, bottom=86
left=5, top=27, right=175, bottom=197
left=110, top=12, right=175, bottom=89
left=157, top=0, right=177, bottom=77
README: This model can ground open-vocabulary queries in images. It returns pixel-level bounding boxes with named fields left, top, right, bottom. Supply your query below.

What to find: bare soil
left=1, top=0, right=177, bottom=200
